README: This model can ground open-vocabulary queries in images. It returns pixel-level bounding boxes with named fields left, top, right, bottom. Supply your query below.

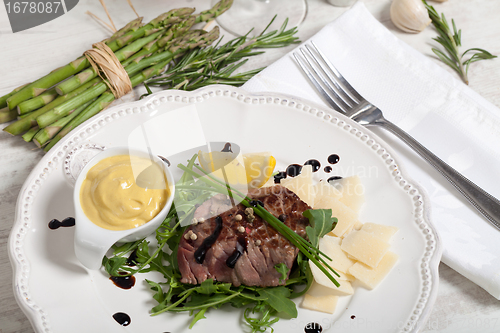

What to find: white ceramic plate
left=9, top=86, right=442, bottom=333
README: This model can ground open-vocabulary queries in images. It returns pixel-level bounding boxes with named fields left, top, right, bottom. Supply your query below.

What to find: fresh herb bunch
left=423, top=0, right=497, bottom=84
left=141, top=17, right=300, bottom=95
left=103, top=155, right=338, bottom=331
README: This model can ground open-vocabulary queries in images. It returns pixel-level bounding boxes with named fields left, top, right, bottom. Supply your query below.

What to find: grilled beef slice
left=177, top=185, right=311, bottom=287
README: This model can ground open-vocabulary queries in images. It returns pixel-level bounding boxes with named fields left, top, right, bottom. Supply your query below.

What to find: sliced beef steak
left=177, top=185, right=311, bottom=287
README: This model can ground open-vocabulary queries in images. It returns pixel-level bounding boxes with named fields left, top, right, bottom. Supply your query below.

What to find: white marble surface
left=0, top=0, right=499, bottom=332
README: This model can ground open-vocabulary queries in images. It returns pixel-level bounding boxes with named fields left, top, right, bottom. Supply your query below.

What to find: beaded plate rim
left=8, top=85, right=442, bottom=333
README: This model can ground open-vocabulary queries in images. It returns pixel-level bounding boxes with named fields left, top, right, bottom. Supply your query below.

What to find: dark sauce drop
left=226, top=238, right=246, bottom=268
left=194, top=216, right=223, bottom=264
left=351, top=315, right=356, bottom=319
left=327, top=154, right=340, bottom=164
left=113, top=312, right=131, bottom=326
left=327, top=176, right=343, bottom=182
left=304, top=322, right=323, bottom=333
left=110, top=273, right=136, bottom=289
left=158, top=155, right=171, bottom=167
left=221, top=142, right=233, bottom=152
left=127, top=250, right=138, bottom=266
left=286, top=164, right=302, bottom=177
left=304, top=159, right=321, bottom=172
left=324, top=166, right=332, bottom=173
left=48, top=217, right=75, bottom=230
left=274, top=171, right=287, bottom=183
left=249, top=200, right=264, bottom=208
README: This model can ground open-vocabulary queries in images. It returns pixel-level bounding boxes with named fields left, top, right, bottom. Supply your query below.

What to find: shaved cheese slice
left=349, top=251, right=399, bottom=289
left=319, top=235, right=356, bottom=274
left=302, top=294, right=339, bottom=314
left=341, top=230, right=390, bottom=268
left=353, top=221, right=364, bottom=231
left=314, top=196, right=358, bottom=237
left=309, top=261, right=354, bottom=295
left=335, top=270, right=356, bottom=281
left=313, top=180, right=342, bottom=202
left=281, top=164, right=315, bottom=206
left=329, top=175, right=365, bottom=212
left=361, top=223, right=399, bottom=243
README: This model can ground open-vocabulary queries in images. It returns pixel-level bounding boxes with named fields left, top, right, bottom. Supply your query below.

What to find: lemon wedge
left=198, top=151, right=276, bottom=189
left=243, top=153, right=276, bottom=188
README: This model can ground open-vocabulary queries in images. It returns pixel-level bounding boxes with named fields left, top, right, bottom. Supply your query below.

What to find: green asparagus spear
left=0, top=107, right=18, bottom=124
left=44, top=92, right=115, bottom=151
left=103, top=17, right=143, bottom=43
left=3, top=78, right=101, bottom=135
left=195, top=0, right=233, bottom=23
left=125, top=28, right=218, bottom=78
left=0, top=83, right=30, bottom=109
left=21, top=126, right=40, bottom=142
left=17, top=87, right=58, bottom=115
left=33, top=99, right=95, bottom=147
left=121, top=16, right=196, bottom=68
left=36, top=82, right=108, bottom=128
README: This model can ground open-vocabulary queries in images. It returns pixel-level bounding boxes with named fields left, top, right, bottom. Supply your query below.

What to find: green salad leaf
left=303, top=209, right=337, bottom=247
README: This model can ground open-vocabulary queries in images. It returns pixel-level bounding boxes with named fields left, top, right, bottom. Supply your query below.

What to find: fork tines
left=293, top=41, right=362, bottom=115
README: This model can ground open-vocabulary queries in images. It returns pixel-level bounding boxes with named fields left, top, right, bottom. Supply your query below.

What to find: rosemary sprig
left=423, top=0, right=497, bottom=84
left=141, top=17, right=299, bottom=95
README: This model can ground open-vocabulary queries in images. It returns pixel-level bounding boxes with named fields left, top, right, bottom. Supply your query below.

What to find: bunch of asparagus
left=0, top=0, right=232, bottom=151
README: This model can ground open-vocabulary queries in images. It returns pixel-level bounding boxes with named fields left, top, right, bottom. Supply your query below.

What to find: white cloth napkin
left=242, top=2, right=500, bottom=299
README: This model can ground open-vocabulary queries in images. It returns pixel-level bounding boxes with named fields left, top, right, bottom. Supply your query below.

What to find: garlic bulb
left=390, top=0, right=432, bottom=33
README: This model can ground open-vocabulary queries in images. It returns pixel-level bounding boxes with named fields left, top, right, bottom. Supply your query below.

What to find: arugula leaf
left=256, top=287, right=297, bottom=318
left=303, top=209, right=337, bottom=247
left=274, top=263, right=288, bottom=283
left=192, top=279, right=232, bottom=295
left=244, top=305, right=279, bottom=333
left=145, top=279, right=168, bottom=304
left=189, top=308, right=208, bottom=329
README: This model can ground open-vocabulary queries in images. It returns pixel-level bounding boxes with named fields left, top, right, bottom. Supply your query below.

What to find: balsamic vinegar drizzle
left=327, top=176, right=343, bottom=182
left=275, top=153, right=342, bottom=184
left=327, top=154, right=340, bottom=164
left=113, top=312, right=131, bottom=326
left=274, top=171, right=287, bottom=183
left=304, top=159, right=321, bottom=172
left=48, top=217, right=75, bottom=230
left=304, top=322, right=323, bottom=333
left=221, top=142, right=233, bottom=152
left=127, top=249, right=138, bottom=266
left=110, top=273, right=136, bottom=289
left=286, top=164, right=302, bottom=177
left=249, top=200, right=264, bottom=208
left=158, top=155, right=171, bottom=167
left=194, top=216, right=223, bottom=264
left=226, top=238, right=246, bottom=268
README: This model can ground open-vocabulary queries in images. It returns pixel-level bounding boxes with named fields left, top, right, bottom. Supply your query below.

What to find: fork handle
left=376, top=118, right=500, bottom=230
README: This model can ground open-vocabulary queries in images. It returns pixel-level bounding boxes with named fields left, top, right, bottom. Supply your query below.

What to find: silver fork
left=294, top=41, right=500, bottom=231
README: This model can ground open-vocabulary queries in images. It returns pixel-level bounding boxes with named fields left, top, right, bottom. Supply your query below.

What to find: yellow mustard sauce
left=80, top=154, right=169, bottom=231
